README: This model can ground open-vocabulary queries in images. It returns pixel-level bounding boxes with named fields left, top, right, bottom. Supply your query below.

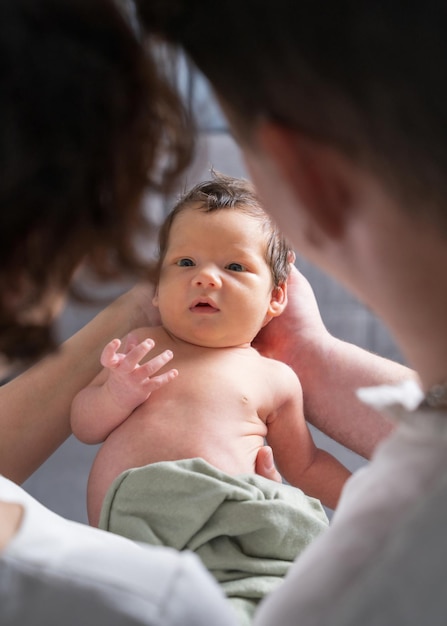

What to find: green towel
left=99, top=458, right=328, bottom=625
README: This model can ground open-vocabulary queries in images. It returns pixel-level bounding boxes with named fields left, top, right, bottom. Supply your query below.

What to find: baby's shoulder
left=259, top=353, right=302, bottom=388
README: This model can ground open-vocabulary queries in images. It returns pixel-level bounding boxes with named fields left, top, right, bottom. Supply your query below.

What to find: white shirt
left=0, top=475, right=238, bottom=626
left=254, top=380, right=447, bottom=625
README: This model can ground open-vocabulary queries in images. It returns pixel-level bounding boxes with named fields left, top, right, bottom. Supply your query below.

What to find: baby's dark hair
left=157, top=172, right=293, bottom=287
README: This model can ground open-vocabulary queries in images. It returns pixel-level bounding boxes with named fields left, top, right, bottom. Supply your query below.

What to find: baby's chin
left=163, top=326, right=253, bottom=350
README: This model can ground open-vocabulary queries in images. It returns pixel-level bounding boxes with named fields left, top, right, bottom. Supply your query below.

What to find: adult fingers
left=255, top=446, right=282, bottom=483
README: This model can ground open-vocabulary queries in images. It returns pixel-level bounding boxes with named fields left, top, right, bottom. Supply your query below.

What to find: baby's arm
left=71, top=336, right=177, bottom=444
left=266, top=364, right=351, bottom=510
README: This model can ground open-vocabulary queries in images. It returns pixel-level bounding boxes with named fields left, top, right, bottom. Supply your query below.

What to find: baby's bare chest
left=120, top=337, right=280, bottom=430
left=152, top=349, right=275, bottom=419
left=94, top=340, right=288, bottom=487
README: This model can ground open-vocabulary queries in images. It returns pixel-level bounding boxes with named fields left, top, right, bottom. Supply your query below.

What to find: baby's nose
left=194, top=266, right=222, bottom=288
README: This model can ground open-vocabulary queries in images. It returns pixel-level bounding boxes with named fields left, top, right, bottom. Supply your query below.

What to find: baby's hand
left=101, top=338, right=178, bottom=411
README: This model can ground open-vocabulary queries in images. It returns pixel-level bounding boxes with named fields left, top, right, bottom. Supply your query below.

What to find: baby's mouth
left=190, top=300, right=219, bottom=313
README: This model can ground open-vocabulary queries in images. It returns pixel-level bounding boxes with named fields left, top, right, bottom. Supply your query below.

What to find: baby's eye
left=177, top=258, right=195, bottom=267
left=226, top=262, right=246, bottom=272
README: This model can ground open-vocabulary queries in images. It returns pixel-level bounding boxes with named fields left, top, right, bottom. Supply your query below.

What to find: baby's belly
left=87, top=410, right=265, bottom=526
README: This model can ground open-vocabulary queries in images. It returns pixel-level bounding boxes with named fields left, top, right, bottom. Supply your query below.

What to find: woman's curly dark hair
left=0, top=0, right=195, bottom=359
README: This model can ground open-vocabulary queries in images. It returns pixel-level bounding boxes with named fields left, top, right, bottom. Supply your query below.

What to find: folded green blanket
left=99, top=458, right=328, bottom=625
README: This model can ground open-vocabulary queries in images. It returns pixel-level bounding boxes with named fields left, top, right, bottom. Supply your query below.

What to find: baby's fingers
left=138, top=348, right=175, bottom=380
left=143, top=368, right=178, bottom=392
left=100, top=338, right=122, bottom=368
left=120, top=339, right=155, bottom=372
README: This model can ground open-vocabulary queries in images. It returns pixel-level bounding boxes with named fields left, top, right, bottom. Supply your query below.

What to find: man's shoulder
left=330, top=468, right=447, bottom=626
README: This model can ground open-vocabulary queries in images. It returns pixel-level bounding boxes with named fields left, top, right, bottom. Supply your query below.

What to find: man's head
left=140, top=2, right=447, bottom=229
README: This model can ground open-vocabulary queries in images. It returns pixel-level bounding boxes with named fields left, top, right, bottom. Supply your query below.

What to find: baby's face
left=153, top=205, right=282, bottom=348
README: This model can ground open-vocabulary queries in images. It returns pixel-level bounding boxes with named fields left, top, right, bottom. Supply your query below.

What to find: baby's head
left=153, top=172, right=294, bottom=347
left=157, top=172, right=293, bottom=287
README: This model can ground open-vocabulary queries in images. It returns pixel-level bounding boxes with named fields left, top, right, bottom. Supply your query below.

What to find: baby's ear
left=267, top=282, right=288, bottom=319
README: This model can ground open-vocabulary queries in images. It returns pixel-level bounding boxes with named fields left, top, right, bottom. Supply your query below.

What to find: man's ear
left=256, top=121, right=355, bottom=239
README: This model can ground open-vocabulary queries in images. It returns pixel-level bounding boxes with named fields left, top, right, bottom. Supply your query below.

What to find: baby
left=72, top=173, right=351, bottom=623
left=72, top=173, right=350, bottom=527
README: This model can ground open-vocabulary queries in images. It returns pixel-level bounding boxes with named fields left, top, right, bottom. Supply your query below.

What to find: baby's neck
left=160, top=325, right=253, bottom=352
